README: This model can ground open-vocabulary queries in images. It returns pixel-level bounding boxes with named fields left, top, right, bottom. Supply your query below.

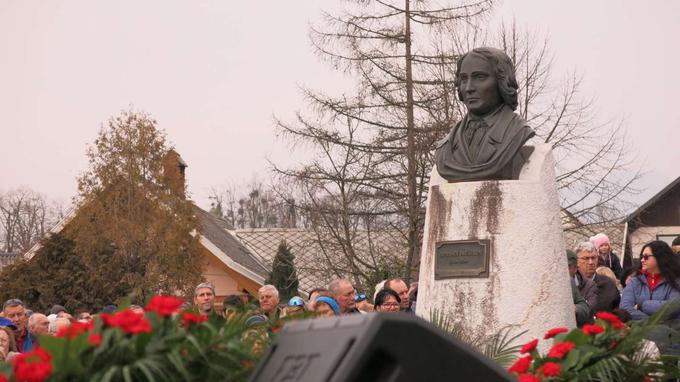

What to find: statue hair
left=455, top=47, right=519, bottom=111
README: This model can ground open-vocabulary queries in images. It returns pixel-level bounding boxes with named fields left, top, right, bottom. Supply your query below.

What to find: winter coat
left=592, top=274, right=620, bottom=313
left=600, top=251, right=623, bottom=279
left=620, top=274, right=680, bottom=320
left=571, top=278, right=592, bottom=326
left=575, top=271, right=598, bottom=310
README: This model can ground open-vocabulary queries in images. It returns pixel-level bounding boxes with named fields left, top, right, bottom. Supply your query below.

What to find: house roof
left=234, top=228, right=408, bottom=294
left=623, top=176, right=680, bottom=225
left=193, top=206, right=269, bottom=284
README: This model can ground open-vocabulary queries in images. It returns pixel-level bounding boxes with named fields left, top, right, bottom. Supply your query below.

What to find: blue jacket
left=620, top=274, right=680, bottom=320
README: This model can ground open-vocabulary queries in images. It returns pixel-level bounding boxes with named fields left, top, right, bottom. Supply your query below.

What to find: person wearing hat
left=567, top=251, right=592, bottom=326
left=672, top=236, right=680, bottom=256
left=590, top=233, right=622, bottom=279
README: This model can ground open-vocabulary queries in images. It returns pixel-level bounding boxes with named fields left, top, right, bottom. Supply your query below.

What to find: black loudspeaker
left=249, top=313, right=515, bottom=382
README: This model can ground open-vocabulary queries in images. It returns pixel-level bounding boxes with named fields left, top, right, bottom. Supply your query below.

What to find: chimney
left=163, top=149, right=188, bottom=197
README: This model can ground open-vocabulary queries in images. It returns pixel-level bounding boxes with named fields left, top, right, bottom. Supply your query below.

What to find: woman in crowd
left=314, top=296, right=340, bottom=317
left=621, top=241, right=680, bottom=354
left=374, top=288, right=401, bottom=313
left=0, top=326, right=19, bottom=362
left=621, top=241, right=680, bottom=320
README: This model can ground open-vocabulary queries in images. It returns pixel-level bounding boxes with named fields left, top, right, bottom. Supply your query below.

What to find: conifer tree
left=265, top=240, right=299, bottom=301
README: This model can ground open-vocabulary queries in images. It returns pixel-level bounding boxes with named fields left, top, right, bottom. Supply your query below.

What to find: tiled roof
left=234, top=228, right=408, bottom=293
left=193, top=206, right=269, bottom=282
left=0, top=252, right=19, bottom=269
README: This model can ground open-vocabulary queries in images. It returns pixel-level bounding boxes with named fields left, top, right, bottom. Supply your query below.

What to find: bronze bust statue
left=435, top=47, right=535, bottom=181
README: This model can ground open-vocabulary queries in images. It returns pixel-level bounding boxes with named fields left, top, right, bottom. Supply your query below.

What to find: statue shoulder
left=435, top=120, right=463, bottom=149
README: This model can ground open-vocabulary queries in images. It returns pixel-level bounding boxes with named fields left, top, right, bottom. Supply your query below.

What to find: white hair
left=28, top=313, right=47, bottom=328
left=374, top=279, right=387, bottom=301
left=194, top=282, right=215, bottom=296
left=574, top=241, right=596, bottom=255
left=328, top=279, right=352, bottom=297
left=258, top=284, right=279, bottom=299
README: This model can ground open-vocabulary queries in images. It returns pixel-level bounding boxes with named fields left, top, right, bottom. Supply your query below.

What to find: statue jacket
left=435, top=105, right=535, bottom=181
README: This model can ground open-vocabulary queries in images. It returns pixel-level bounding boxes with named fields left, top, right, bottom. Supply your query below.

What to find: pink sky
left=1, top=1, right=678, bottom=211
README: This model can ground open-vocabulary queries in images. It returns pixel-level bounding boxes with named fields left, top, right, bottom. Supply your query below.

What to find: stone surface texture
left=417, top=144, right=575, bottom=349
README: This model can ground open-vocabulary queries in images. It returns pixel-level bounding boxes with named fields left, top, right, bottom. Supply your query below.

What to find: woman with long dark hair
left=621, top=241, right=680, bottom=320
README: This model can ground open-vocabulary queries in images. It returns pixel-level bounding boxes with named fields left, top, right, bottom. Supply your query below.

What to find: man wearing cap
left=567, top=251, right=592, bottom=326
left=672, top=236, right=680, bottom=256
left=590, top=233, right=622, bottom=279
left=2, top=299, right=31, bottom=352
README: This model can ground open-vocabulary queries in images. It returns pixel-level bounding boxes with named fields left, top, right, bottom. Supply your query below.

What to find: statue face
left=458, top=53, right=502, bottom=115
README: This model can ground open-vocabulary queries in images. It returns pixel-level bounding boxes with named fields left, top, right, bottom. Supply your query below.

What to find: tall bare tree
left=0, top=188, right=62, bottom=254
left=274, top=0, right=492, bottom=284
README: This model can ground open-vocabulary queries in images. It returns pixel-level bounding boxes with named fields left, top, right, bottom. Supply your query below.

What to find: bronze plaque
left=434, top=239, right=490, bottom=279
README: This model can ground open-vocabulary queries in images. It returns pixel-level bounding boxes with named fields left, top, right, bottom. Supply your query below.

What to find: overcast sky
left=1, top=1, right=678, bottom=212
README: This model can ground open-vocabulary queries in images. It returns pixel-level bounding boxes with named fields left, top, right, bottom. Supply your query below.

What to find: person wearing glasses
left=374, top=289, right=401, bottom=313
left=574, top=241, right=619, bottom=313
left=621, top=241, right=680, bottom=321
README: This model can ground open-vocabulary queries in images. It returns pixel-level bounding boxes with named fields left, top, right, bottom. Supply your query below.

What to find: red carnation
left=12, top=346, right=52, bottom=382
left=181, top=312, right=207, bottom=327
left=0, top=374, right=7, bottom=382
left=596, top=311, right=625, bottom=329
left=508, top=355, right=532, bottom=374
left=540, top=362, right=561, bottom=377
left=520, top=339, right=539, bottom=354
left=101, top=310, right=152, bottom=334
left=88, top=334, right=102, bottom=347
left=548, top=341, right=576, bottom=359
left=56, top=321, right=94, bottom=339
left=145, top=295, right=184, bottom=317
left=544, top=327, right=569, bottom=339
left=582, top=323, right=605, bottom=336
left=517, top=374, right=540, bottom=382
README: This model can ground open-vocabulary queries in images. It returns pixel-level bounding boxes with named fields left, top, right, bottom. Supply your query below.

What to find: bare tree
left=0, top=188, right=62, bottom=254
left=274, top=0, right=493, bottom=284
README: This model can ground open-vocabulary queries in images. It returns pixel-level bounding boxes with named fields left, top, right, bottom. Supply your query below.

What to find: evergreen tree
left=265, top=241, right=299, bottom=301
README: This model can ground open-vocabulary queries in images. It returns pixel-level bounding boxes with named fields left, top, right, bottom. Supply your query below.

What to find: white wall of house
left=629, top=226, right=680, bottom=256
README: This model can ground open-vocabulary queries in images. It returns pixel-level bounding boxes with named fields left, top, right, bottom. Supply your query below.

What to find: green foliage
left=71, top=108, right=203, bottom=301
left=265, top=241, right=299, bottom=301
left=509, top=306, right=680, bottom=381
left=0, top=301, right=264, bottom=381
left=429, top=308, right=525, bottom=367
left=0, top=233, right=131, bottom=312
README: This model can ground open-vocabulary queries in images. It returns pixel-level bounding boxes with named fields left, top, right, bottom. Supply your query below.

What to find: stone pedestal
left=416, top=144, right=575, bottom=348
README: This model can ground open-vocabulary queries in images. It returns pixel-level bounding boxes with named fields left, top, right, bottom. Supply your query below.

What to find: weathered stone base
left=417, top=145, right=575, bottom=349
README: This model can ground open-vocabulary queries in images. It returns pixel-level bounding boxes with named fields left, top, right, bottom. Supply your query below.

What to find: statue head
left=455, top=47, right=519, bottom=112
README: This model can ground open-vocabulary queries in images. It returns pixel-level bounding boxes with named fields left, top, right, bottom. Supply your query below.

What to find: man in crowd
left=193, top=282, right=216, bottom=315
left=575, top=242, right=619, bottom=313
left=328, top=279, right=359, bottom=315
left=385, top=278, right=411, bottom=312
left=672, top=236, right=680, bottom=256
left=2, top=299, right=30, bottom=352
left=257, top=284, right=281, bottom=319
left=24, top=313, right=49, bottom=351
left=566, top=251, right=592, bottom=326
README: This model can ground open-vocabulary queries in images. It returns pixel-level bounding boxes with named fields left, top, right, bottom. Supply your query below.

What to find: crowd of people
left=0, top=276, right=417, bottom=362
left=569, top=234, right=680, bottom=354
left=2, top=233, right=680, bottom=362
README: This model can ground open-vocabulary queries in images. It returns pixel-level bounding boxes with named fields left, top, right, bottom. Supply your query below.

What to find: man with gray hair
left=574, top=241, right=619, bottom=313
left=257, top=284, right=281, bottom=319
left=24, top=313, right=49, bottom=351
left=328, top=279, right=359, bottom=315
left=193, top=282, right=215, bottom=315
left=2, top=299, right=31, bottom=352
